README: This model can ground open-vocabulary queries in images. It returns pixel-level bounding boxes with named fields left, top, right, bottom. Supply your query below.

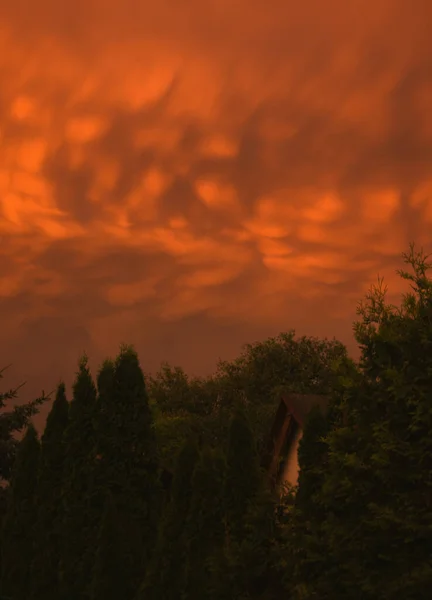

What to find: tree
left=139, top=437, right=199, bottom=600
left=1, top=424, right=40, bottom=600
left=30, top=382, right=69, bottom=600
left=232, top=487, right=283, bottom=600
left=90, top=493, right=126, bottom=600
left=285, top=404, right=340, bottom=599
left=92, top=345, right=160, bottom=600
left=215, top=331, right=353, bottom=448
left=60, top=355, right=98, bottom=600
left=224, top=406, right=262, bottom=542
left=0, top=366, right=48, bottom=485
left=301, top=243, right=432, bottom=599
left=184, top=446, right=226, bottom=600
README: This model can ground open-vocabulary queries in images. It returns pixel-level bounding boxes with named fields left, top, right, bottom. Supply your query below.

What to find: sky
left=1, top=0, right=432, bottom=408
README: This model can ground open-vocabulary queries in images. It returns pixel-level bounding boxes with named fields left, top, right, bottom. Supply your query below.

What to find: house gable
left=263, top=393, right=328, bottom=489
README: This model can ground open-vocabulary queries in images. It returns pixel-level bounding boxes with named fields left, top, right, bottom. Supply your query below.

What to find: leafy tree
left=60, top=355, right=98, bottom=600
left=184, top=447, right=226, bottom=600
left=90, top=493, right=126, bottom=600
left=148, top=333, right=355, bottom=470
left=92, top=345, right=160, bottom=600
left=215, top=331, right=353, bottom=447
left=139, top=437, right=199, bottom=600
left=30, top=382, right=69, bottom=600
left=1, top=424, right=40, bottom=600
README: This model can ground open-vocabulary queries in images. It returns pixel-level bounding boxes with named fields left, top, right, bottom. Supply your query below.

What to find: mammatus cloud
left=0, top=0, right=431, bottom=403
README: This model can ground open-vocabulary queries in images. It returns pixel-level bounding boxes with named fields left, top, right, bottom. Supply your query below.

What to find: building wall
left=281, top=425, right=303, bottom=487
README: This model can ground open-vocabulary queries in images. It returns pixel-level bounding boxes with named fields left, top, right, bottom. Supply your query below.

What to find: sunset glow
left=1, top=0, right=431, bottom=398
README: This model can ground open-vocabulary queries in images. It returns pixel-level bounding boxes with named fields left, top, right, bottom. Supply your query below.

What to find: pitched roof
left=263, top=392, right=329, bottom=486
left=281, top=392, right=328, bottom=427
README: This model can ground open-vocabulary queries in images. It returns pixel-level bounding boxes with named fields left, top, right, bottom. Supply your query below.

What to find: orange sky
left=1, top=0, right=432, bottom=403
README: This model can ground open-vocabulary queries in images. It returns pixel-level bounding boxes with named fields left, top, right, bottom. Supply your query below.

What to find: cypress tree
left=91, top=345, right=160, bottom=600
left=60, top=355, right=97, bottom=600
left=224, top=406, right=262, bottom=542
left=235, top=487, right=282, bottom=600
left=91, top=493, right=126, bottom=600
left=287, top=405, right=340, bottom=598
left=30, top=382, right=69, bottom=600
left=1, top=424, right=40, bottom=600
left=184, top=446, right=226, bottom=600
left=138, top=437, right=199, bottom=600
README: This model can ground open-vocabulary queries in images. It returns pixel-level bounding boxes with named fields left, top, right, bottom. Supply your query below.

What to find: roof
left=263, top=392, right=329, bottom=487
left=281, top=392, right=328, bottom=427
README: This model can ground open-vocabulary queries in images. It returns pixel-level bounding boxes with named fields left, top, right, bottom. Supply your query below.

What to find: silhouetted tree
left=60, top=356, right=97, bottom=600
left=184, top=447, right=226, bottom=600
left=30, top=382, right=69, bottom=600
left=139, top=437, right=199, bottom=600
left=92, top=346, right=160, bottom=600
left=1, top=424, right=40, bottom=600
left=295, top=244, right=432, bottom=599
left=224, top=406, right=262, bottom=542
left=0, top=366, right=48, bottom=484
left=90, top=493, right=126, bottom=600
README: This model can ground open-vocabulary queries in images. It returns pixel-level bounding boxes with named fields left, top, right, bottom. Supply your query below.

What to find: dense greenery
left=1, top=424, right=40, bottom=600
left=1, top=243, right=432, bottom=599
left=30, top=383, right=69, bottom=600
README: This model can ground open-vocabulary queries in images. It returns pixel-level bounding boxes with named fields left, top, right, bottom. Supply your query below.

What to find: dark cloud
left=0, top=0, right=431, bottom=404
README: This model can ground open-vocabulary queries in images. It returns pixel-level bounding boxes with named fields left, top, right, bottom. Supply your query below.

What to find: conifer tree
left=139, top=437, right=199, bottom=600
left=287, top=405, right=339, bottom=598
left=60, top=355, right=97, bottom=600
left=91, top=493, right=126, bottom=600
left=184, top=446, right=226, bottom=600
left=92, top=345, right=160, bottom=600
left=30, top=382, right=69, bottom=600
left=0, top=366, right=48, bottom=484
left=1, top=424, right=40, bottom=600
left=224, top=406, right=262, bottom=542
left=235, top=487, right=282, bottom=599
left=304, top=244, right=432, bottom=599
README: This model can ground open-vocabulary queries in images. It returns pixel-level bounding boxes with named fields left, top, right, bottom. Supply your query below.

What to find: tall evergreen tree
left=286, top=405, right=340, bottom=599
left=300, top=244, right=432, bottom=599
left=1, top=424, right=40, bottom=600
left=138, top=437, right=199, bottom=600
left=30, top=382, right=69, bottom=600
left=91, top=345, right=160, bottom=600
left=184, top=446, right=226, bottom=600
left=91, top=493, right=126, bottom=600
left=60, top=355, right=97, bottom=600
left=224, top=406, right=262, bottom=542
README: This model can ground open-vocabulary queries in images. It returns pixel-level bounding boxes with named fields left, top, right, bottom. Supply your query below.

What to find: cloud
left=0, top=0, right=431, bottom=406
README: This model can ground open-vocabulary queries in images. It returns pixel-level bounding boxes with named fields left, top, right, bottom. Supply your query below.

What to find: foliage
left=60, top=355, right=98, bottom=600
left=293, top=243, right=432, bottom=599
left=224, top=405, right=262, bottom=542
left=91, top=493, right=126, bottom=600
left=184, top=447, right=227, bottom=600
left=149, top=333, right=354, bottom=469
left=30, top=382, right=69, bottom=600
left=0, top=366, right=49, bottom=484
left=1, top=424, right=40, bottom=600
left=139, top=437, right=199, bottom=600
left=92, top=345, right=161, bottom=600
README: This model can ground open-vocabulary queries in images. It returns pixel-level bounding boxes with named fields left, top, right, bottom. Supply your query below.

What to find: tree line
left=1, top=243, right=431, bottom=599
